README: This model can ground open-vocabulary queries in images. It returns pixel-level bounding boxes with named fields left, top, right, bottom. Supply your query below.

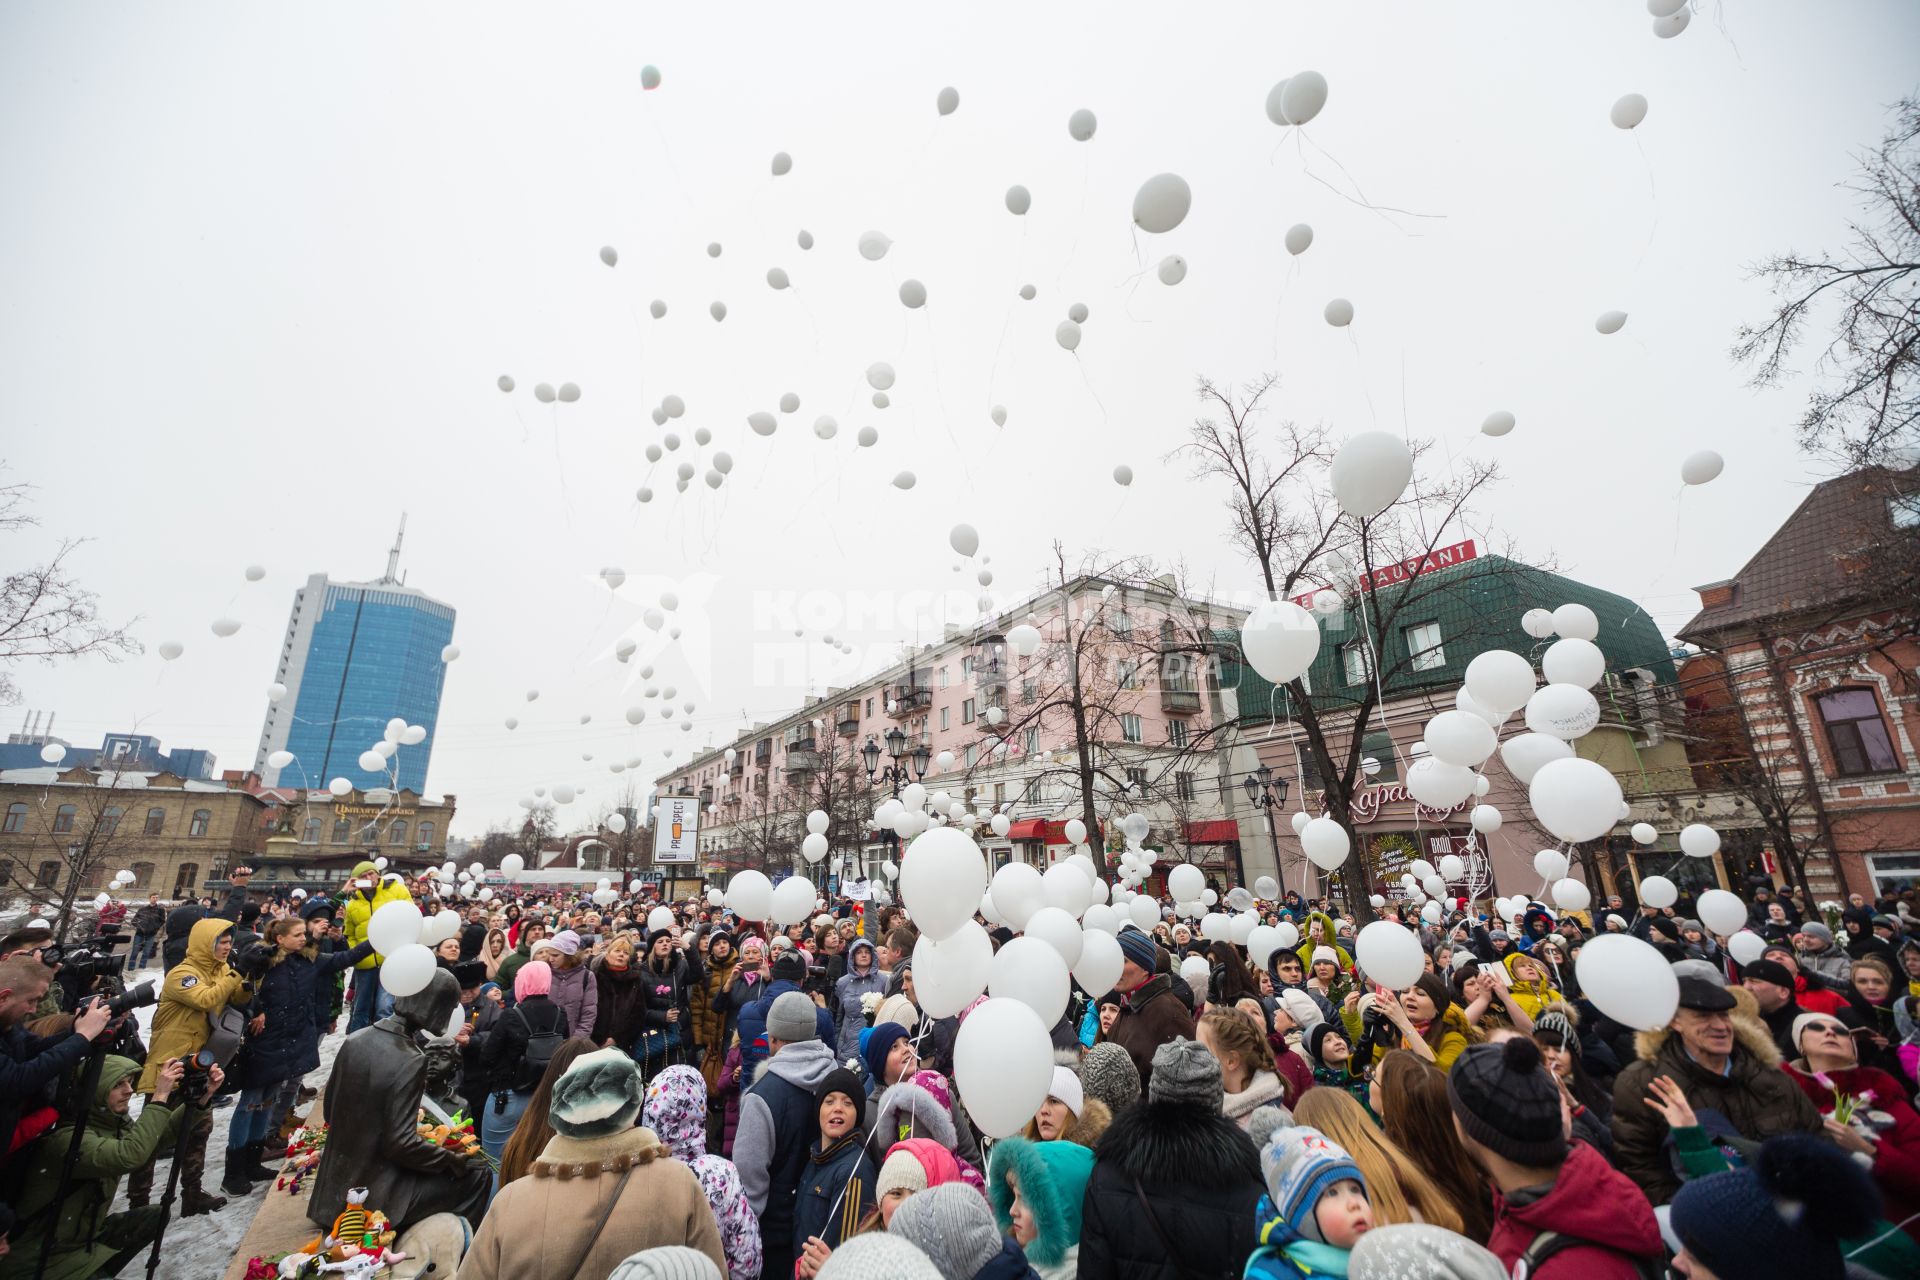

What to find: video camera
left=178, top=1047, right=219, bottom=1100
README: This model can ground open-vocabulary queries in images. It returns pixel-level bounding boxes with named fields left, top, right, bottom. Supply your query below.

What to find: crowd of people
left=1, top=862, right=1918, bottom=1278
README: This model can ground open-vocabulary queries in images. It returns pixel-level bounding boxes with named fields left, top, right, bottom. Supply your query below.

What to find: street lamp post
left=1242, top=766, right=1291, bottom=901
left=862, top=727, right=930, bottom=875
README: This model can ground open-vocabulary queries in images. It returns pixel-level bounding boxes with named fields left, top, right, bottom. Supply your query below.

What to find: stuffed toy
left=295, top=1187, right=407, bottom=1270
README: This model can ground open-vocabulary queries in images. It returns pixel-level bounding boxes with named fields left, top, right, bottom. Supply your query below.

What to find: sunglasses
left=1804, top=1021, right=1849, bottom=1036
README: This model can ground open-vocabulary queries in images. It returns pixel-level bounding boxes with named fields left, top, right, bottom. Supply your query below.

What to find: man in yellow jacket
left=128, top=917, right=254, bottom=1216
left=341, top=862, right=415, bottom=1032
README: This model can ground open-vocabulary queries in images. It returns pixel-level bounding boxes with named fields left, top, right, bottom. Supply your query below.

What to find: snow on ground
left=116, top=965, right=350, bottom=1279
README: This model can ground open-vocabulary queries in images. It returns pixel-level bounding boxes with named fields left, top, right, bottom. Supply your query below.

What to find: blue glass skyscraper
left=254, top=519, right=456, bottom=794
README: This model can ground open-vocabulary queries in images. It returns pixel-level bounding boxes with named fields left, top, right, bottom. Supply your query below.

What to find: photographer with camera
left=0, top=959, right=114, bottom=1162
left=0, top=1051, right=220, bottom=1280
left=159, top=869, right=251, bottom=975
left=126, top=918, right=254, bottom=1217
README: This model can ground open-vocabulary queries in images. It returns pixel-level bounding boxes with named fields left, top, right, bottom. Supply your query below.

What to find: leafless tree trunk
left=1, top=774, right=144, bottom=940
left=0, top=473, right=142, bottom=705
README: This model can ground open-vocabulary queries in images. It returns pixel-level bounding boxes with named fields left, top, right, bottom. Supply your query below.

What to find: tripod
left=143, top=1080, right=204, bottom=1280
left=28, top=1041, right=112, bottom=1280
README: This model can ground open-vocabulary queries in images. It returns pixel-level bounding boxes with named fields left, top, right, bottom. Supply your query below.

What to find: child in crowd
left=1246, top=1125, right=1374, bottom=1280
left=796, top=1069, right=877, bottom=1278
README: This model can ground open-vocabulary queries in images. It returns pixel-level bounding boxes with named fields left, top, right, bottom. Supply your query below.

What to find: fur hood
left=869, top=1078, right=956, bottom=1153
left=1632, top=987, right=1781, bottom=1068
left=1091, top=1094, right=1261, bottom=1190
left=987, top=1137, right=1095, bottom=1268
left=1064, top=1096, right=1113, bottom=1150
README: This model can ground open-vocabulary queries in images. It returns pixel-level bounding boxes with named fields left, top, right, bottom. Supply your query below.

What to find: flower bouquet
left=277, top=1121, right=329, bottom=1194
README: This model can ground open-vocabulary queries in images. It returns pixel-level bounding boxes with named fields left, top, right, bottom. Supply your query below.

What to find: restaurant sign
left=1318, top=782, right=1472, bottom=826
left=1291, top=539, right=1479, bottom=607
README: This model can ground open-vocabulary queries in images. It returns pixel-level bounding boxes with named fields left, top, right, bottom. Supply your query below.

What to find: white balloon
left=368, top=900, right=424, bottom=955
left=648, top=299, right=666, bottom=319
left=1680, top=451, right=1724, bottom=486
left=1132, top=173, right=1192, bottom=234
left=380, top=944, right=436, bottom=999
left=1239, top=600, right=1321, bottom=685
left=899, top=279, right=927, bottom=308
left=990, top=936, right=1070, bottom=1025
left=954, top=997, right=1054, bottom=1138
left=710, top=301, right=727, bottom=321
left=1405, top=758, right=1478, bottom=808
left=1653, top=8, right=1691, bottom=37
left=1271, top=70, right=1328, bottom=125
left=892, top=471, right=917, bottom=490
left=157, top=641, right=184, bottom=661
left=534, top=383, right=556, bottom=403
left=1648, top=0, right=1688, bottom=14
left=1551, top=604, right=1600, bottom=642
left=1022, top=906, right=1085, bottom=970
left=726, top=870, right=775, bottom=921
left=900, top=827, right=988, bottom=940
left=1167, top=864, right=1205, bottom=903
left=1481, top=411, right=1516, bottom=437
left=1542, top=638, right=1606, bottom=689
left=1156, top=255, right=1187, bottom=285
left=990, top=405, right=1007, bottom=427
left=1728, top=930, right=1767, bottom=964
left=1424, top=711, right=1497, bottom=768
left=1551, top=878, right=1592, bottom=911
left=1680, top=823, right=1722, bottom=858
left=802, top=833, right=830, bottom=864
left=914, top=921, right=993, bottom=1018
left=770, top=875, right=817, bottom=926
left=1638, top=875, right=1678, bottom=909
left=1595, top=310, right=1628, bottom=335
left=1500, top=732, right=1575, bottom=785
left=1610, top=93, right=1649, bottom=130
left=1465, top=650, right=1537, bottom=714
left=1290, top=810, right=1312, bottom=836
left=858, top=230, right=892, bottom=261
left=500, top=853, right=524, bottom=878
left=1631, top=822, right=1659, bottom=845
left=1127, top=897, right=1160, bottom=931
left=1067, top=108, right=1097, bottom=141
left=1055, top=320, right=1082, bottom=352
left=1042, top=863, right=1092, bottom=918
left=1073, top=928, right=1124, bottom=998
left=1301, top=817, right=1351, bottom=870
left=1082, top=903, right=1118, bottom=934
left=1529, top=758, right=1624, bottom=843
left=1323, top=298, right=1355, bottom=328
left=1284, top=223, right=1313, bottom=255
left=1470, top=804, right=1502, bottom=834
left=357, top=749, right=386, bottom=772
left=1328, top=432, right=1412, bottom=519
left=210, top=617, right=241, bottom=638
left=1532, top=848, right=1570, bottom=882
left=1356, top=920, right=1423, bottom=989
left=813, top=416, right=839, bottom=441
left=1579, top=934, right=1679, bottom=1029
left=1005, top=184, right=1032, bottom=216
left=265, top=749, right=294, bottom=770
left=1438, top=855, right=1466, bottom=881
left=1525, top=684, right=1602, bottom=740
left=989, top=812, right=1012, bottom=838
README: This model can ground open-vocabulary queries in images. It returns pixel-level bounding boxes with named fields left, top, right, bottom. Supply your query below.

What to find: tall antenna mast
left=381, top=513, right=408, bottom=585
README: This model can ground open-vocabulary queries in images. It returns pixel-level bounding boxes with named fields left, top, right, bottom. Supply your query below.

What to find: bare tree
left=0, top=473, right=143, bottom=705
left=1, top=773, right=144, bottom=940
left=1735, top=94, right=1920, bottom=468
left=794, top=724, right=877, bottom=885
left=590, top=777, right=648, bottom=879
left=1180, top=373, right=1529, bottom=924
left=734, top=797, right=799, bottom=879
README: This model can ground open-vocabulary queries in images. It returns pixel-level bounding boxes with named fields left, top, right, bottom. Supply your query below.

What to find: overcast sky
left=4, top=3, right=1915, bottom=836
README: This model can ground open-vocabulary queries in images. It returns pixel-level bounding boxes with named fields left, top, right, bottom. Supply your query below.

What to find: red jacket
left=1783, top=1061, right=1920, bottom=1242
left=1486, top=1141, right=1662, bottom=1279
left=1795, top=974, right=1850, bottom=1017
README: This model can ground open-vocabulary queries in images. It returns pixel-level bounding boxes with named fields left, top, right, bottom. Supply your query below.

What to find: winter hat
left=864, top=1022, right=911, bottom=1082
left=1791, top=1011, right=1849, bottom=1053
left=1670, top=959, right=1727, bottom=988
left=1278, top=988, right=1325, bottom=1032
left=1739, top=958, right=1795, bottom=991
left=767, top=990, right=821, bottom=1043
left=1259, top=1125, right=1367, bottom=1246
left=1306, top=1022, right=1346, bottom=1068
left=450, top=961, right=486, bottom=990
left=645, top=928, right=675, bottom=953
left=1047, top=1065, right=1084, bottom=1117
left=1531, top=1009, right=1579, bottom=1054
left=985, top=1137, right=1095, bottom=1269
left=1115, top=926, right=1157, bottom=973
left=1076, top=1043, right=1141, bottom=1116
left=875, top=1145, right=931, bottom=1201
left=815, top=1233, right=944, bottom=1280
left=1347, top=1223, right=1507, bottom=1280
left=739, top=935, right=766, bottom=960
left=513, top=959, right=553, bottom=1001
left=771, top=951, right=808, bottom=983
left=1446, top=1037, right=1566, bottom=1166
left=1675, top=976, right=1737, bottom=1012
left=888, top=1182, right=1002, bottom=1280
left=606, top=1246, right=724, bottom=1280
left=1647, top=915, right=1683, bottom=944
left=1247, top=1104, right=1295, bottom=1150
left=1670, top=1135, right=1879, bottom=1280
left=814, top=1067, right=866, bottom=1113
left=1605, top=914, right=1626, bottom=930
left=1410, top=972, right=1454, bottom=1021
left=547, top=928, right=581, bottom=957
left=1799, top=921, right=1835, bottom=945
left=641, top=1065, right=710, bottom=1163
left=1147, top=1038, right=1222, bottom=1110
left=1487, top=928, right=1509, bottom=943
left=1310, top=946, right=1340, bottom=968
left=549, top=1047, right=646, bottom=1139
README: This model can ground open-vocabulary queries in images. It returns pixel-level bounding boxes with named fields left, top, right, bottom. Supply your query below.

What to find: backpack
left=1515, top=1230, right=1662, bottom=1280
left=510, top=1005, right=565, bottom=1092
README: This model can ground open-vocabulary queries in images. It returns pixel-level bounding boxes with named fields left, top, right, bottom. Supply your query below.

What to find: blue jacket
left=240, top=941, right=372, bottom=1088
left=976, top=1235, right=1045, bottom=1279
left=831, top=943, right=889, bottom=1062
left=737, top=979, right=835, bottom=1079
left=792, top=1132, right=875, bottom=1254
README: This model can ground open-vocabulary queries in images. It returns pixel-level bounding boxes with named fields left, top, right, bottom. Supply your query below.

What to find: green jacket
left=496, top=939, right=536, bottom=1000
left=0, top=1054, right=185, bottom=1280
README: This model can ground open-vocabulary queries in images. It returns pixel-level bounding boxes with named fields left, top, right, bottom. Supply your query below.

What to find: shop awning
left=1006, top=819, right=1089, bottom=845
left=1184, top=819, right=1241, bottom=844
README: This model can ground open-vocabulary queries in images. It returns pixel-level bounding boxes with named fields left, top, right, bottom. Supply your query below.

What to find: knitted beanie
left=607, top=1246, right=725, bottom=1280
left=549, top=929, right=582, bottom=957
left=1047, top=1065, right=1083, bottom=1117
left=1670, top=1135, right=1879, bottom=1280
left=549, top=1047, right=645, bottom=1139
left=1259, top=1125, right=1367, bottom=1246
left=1739, top=958, right=1794, bottom=990
left=814, top=1067, right=866, bottom=1113
left=816, top=1233, right=944, bottom=1280
left=1347, top=1223, right=1507, bottom=1280
left=771, top=951, right=808, bottom=983
left=1446, top=1038, right=1567, bottom=1166
left=1800, top=921, right=1835, bottom=944
left=1115, top=927, right=1157, bottom=973
left=1791, top=1011, right=1847, bottom=1053
left=875, top=1146, right=932, bottom=1202
left=1148, top=1038, right=1222, bottom=1109
left=1278, top=988, right=1324, bottom=1032
left=1076, top=1043, right=1141, bottom=1116
left=1311, top=946, right=1340, bottom=968
left=1306, top=1022, right=1345, bottom=1068
left=888, top=1182, right=1002, bottom=1280
left=864, top=1022, right=911, bottom=1083
left=767, top=990, right=821, bottom=1043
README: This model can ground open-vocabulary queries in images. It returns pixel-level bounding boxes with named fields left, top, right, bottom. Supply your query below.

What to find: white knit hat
left=1311, top=946, right=1340, bottom=967
left=1048, top=1065, right=1084, bottom=1117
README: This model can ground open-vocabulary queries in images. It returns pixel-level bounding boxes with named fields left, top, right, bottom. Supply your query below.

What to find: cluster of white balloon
left=422, top=858, right=496, bottom=904
left=365, top=897, right=468, bottom=1009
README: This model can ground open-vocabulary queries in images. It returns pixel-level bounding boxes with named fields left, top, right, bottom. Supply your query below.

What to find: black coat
left=475, top=994, right=568, bottom=1095
left=1078, top=1096, right=1264, bottom=1280
left=458, top=921, right=486, bottom=963
left=590, top=959, right=650, bottom=1047
left=162, top=883, right=247, bottom=972
left=0, top=1021, right=93, bottom=1156
left=240, top=941, right=372, bottom=1089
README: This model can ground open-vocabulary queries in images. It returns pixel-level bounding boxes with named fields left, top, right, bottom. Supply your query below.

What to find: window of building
left=939, top=666, right=950, bottom=688
left=1111, top=609, right=1133, bottom=636
left=1126, top=767, right=1149, bottom=792
left=2, top=803, right=24, bottom=834
left=1169, top=720, right=1190, bottom=748
left=940, top=707, right=951, bottom=731
left=1404, top=621, right=1445, bottom=672
left=1022, top=727, right=1039, bottom=756
left=1891, top=494, right=1920, bottom=530
left=1122, top=714, right=1144, bottom=743
left=100, top=807, right=122, bottom=837
left=866, top=698, right=874, bottom=717
left=962, top=699, right=976, bottom=725
left=1867, top=853, right=1920, bottom=896
left=964, top=744, right=978, bottom=769
left=302, top=818, right=321, bottom=844
left=173, top=863, right=199, bottom=897
left=389, top=820, right=408, bottom=846
left=1343, top=643, right=1372, bottom=687
left=188, top=809, right=211, bottom=838
left=1118, top=660, right=1138, bottom=690
left=45, top=804, right=76, bottom=834
left=417, top=821, right=434, bottom=849
left=331, top=817, right=351, bottom=843
left=1360, top=730, right=1400, bottom=783
left=142, top=808, right=164, bottom=836
left=1817, top=689, right=1899, bottom=775
left=962, top=656, right=975, bottom=679
left=35, top=860, right=59, bottom=889
left=129, top=861, right=154, bottom=890
left=1021, top=678, right=1038, bottom=705
left=1176, top=772, right=1197, bottom=801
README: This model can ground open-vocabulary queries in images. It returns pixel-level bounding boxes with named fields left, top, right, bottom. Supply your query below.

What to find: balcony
left=1160, top=687, right=1202, bottom=714
left=754, top=741, right=772, bottom=766
left=697, top=786, right=713, bottom=806
left=786, top=734, right=817, bottom=754
left=973, top=640, right=1008, bottom=688
left=888, top=685, right=932, bottom=716
left=785, top=750, right=821, bottom=777
left=836, top=717, right=860, bottom=736
left=728, top=755, right=744, bottom=778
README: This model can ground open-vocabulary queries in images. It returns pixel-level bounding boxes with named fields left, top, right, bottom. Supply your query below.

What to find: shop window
left=1816, top=689, right=1898, bottom=776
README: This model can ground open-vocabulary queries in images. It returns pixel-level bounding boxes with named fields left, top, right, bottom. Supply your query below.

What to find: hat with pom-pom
left=1671, top=1134, right=1880, bottom=1280
left=1446, top=1036, right=1566, bottom=1166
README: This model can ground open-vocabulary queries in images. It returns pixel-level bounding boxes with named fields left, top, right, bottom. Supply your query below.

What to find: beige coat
left=454, top=1126, right=725, bottom=1280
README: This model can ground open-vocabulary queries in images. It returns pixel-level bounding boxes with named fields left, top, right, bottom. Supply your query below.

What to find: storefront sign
left=1289, top=539, right=1480, bottom=607
left=1319, top=783, right=1471, bottom=825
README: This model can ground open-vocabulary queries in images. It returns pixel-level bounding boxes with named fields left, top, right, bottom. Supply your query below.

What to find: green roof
left=1217, top=554, right=1676, bottom=726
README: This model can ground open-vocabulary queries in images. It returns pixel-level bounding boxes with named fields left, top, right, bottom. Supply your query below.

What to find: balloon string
left=1346, top=330, right=1382, bottom=432
left=918, top=307, right=971, bottom=486
left=1631, top=134, right=1660, bottom=272
left=1072, top=352, right=1109, bottom=423
left=1293, top=131, right=1445, bottom=233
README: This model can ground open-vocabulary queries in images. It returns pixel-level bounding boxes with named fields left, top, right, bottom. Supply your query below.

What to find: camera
left=233, top=941, right=275, bottom=980
left=100, top=980, right=157, bottom=1018
left=179, top=1048, right=218, bottom=1100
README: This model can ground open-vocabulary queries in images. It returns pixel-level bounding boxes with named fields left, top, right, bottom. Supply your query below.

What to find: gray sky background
left=4, top=3, right=1916, bottom=836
